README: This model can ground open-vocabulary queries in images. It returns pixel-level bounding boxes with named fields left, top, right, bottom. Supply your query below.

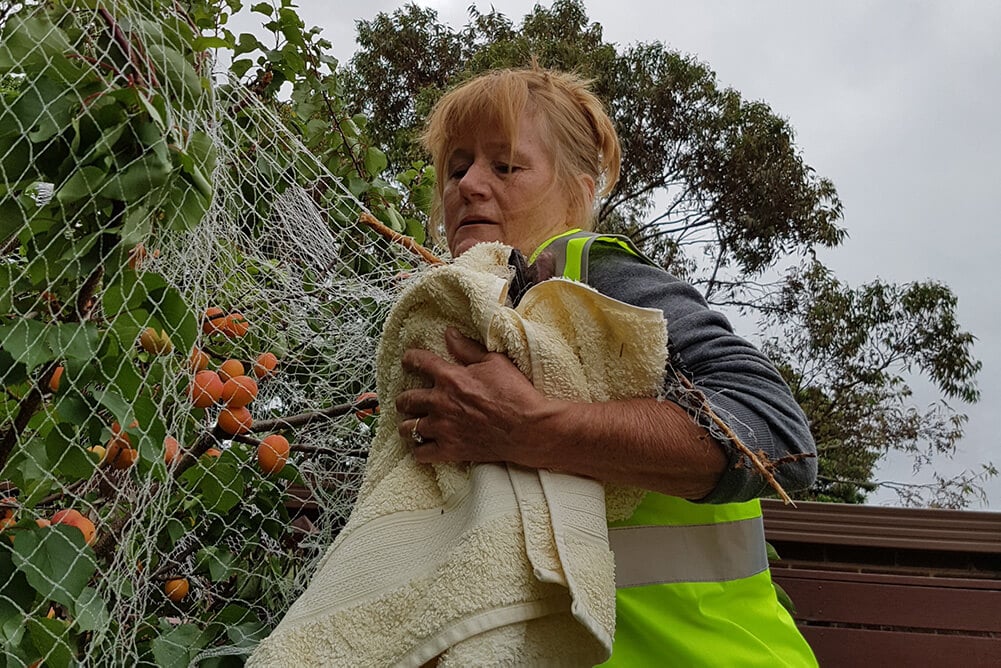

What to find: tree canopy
left=342, top=0, right=987, bottom=506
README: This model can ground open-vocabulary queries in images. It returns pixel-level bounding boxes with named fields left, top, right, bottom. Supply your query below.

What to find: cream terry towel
left=248, top=243, right=668, bottom=667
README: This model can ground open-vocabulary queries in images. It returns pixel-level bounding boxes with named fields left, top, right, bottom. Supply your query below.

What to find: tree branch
left=359, top=212, right=443, bottom=265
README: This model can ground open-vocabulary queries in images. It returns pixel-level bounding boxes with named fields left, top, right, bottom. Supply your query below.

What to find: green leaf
left=12, top=526, right=98, bottom=608
left=101, top=271, right=148, bottom=316
left=144, top=43, right=205, bottom=109
left=94, top=388, right=136, bottom=429
left=47, top=322, right=101, bottom=362
left=3, top=76, right=80, bottom=143
left=151, top=623, right=205, bottom=668
left=235, top=33, right=265, bottom=57
left=0, top=548, right=33, bottom=650
left=54, top=391, right=95, bottom=431
left=0, top=596, right=27, bottom=651
left=82, top=118, right=129, bottom=162
left=120, top=204, right=154, bottom=246
left=339, top=118, right=359, bottom=139
left=141, top=275, right=197, bottom=353
left=71, top=587, right=111, bottom=632
left=26, top=616, right=75, bottom=668
left=57, top=166, right=106, bottom=204
left=198, top=461, right=243, bottom=514
left=229, top=58, right=254, bottom=79
left=0, top=438, right=52, bottom=500
left=135, top=16, right=195, bottom=55
left=0, top=134, right=32, bottom=187
left=0, top=14, right=95, bottom=87
left=773, top=582, right=797, bottom=616
left=160, top=179, right=210, bottom=232
left=384, top=207, right=406, bottom=233
left=215, top=604, right=256, bottom=625
left=100, top=154, right=172, bottom=202
left=192, top=36, right=231, bottom=50
left=197, top=546, right=236, bottom=582
left=51, top=436, right=96, bottom=481
left=363, top=146, right=388, bottom=176
left=173, top=130, right=216, bottom=201
left=0, top=320, right=52, bottom=372
left=226, top=619, right=268, bottom=648
left=347, top=177, right=369, bottom=197
left=0, top=547, right=35, bottom=610
left=404, top=216, right=427, bottom=244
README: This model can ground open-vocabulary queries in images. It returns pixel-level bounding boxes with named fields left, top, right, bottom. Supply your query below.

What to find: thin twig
left=249, top=396, right=378, bottom=433
left=359, top=212, right=443, bottom=265
left=675, top=372, right=794, bottom=504
left=37, top=479, right=88, bottom=506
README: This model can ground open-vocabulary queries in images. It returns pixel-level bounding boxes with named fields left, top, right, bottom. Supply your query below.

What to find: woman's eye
left=496, top=163, right=519, bottom=174
left=449, top=166, right=468, bottom=179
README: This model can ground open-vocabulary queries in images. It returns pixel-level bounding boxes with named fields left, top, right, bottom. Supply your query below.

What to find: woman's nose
left=458, top=161, right=490, bottom=199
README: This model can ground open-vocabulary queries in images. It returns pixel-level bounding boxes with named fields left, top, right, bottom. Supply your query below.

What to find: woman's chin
left=450, top=233, right=499, bottom=257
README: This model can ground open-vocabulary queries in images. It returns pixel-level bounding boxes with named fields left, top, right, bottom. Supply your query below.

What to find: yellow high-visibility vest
left=533, top=230, right=817, bottom=666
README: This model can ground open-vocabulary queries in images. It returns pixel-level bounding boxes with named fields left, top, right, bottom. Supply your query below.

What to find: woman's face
left=442, top=113, right=580, bottom=257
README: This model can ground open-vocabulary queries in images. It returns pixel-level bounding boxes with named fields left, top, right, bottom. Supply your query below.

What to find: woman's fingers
left=400, top=347, right=447, bottom=377
left=443, top=327, right=489, bottom=365
left=398, top=417, right=430, bottom=445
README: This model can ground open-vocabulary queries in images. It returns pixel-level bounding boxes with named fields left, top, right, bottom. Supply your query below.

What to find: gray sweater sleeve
left=586, top=244, right=817, bottom=503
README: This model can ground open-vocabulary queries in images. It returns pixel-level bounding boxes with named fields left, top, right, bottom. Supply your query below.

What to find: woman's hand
left=395, top=329, right=726, bottom=499
left=395, top=327, right=554, bottom=467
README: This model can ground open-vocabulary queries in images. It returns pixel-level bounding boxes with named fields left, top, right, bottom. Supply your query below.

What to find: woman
left=394, top=65, right=819, bottom=666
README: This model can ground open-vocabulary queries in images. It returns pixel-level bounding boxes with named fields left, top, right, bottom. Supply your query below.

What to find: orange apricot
left=221, top=375, right=258, bottom=408
left=189, top=348, right=210, bottom=373
left=1, top=496, right=16, bottom=519
left=164, top=437, right=181, bottom=465
left=188, top=370, right=223, bottom=408
left=106, top=442, right=138, bottom=470
left=252, top=352, right=278, bottom=379
left=203, top=447, right=223, bottom=458
left=217, top=359, right=244, bottom=382
left=257, top=434, right=290, bottom=475
left=111, top=420, right=139, bottom=442
left=202, top=307, right=227, bottom=335
left=139, top=328, right=173, bottom=355
left=164, top=578, right=189, bottom=602
left=222, top=312, right=249, bottom=338
left=217, top=406, right=253, bottom=435
left=51, top=508, right=96, bottom=545
left=48, top=366, right=64, bottom=392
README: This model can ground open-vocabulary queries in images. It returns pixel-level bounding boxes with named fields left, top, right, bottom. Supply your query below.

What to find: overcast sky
left=244, top=1, right=1000, bottom=507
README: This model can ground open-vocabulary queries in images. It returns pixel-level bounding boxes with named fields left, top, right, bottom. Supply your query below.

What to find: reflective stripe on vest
left=530, top=228, right=654, bottom=283
left=609, top=516, right=769, bottom=588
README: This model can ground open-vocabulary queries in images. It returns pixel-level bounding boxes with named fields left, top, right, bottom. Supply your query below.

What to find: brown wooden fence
left=762, top=499, right=1001, bottom=666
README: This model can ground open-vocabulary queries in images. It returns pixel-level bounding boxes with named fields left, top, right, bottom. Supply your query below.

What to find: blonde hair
left=421, top=64, right=621, bottom=239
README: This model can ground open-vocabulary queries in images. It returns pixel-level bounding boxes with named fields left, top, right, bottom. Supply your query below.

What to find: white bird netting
left=1, top=1, right=426, bottom=665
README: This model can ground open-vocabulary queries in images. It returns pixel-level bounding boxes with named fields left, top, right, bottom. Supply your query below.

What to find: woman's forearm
left=511, top=396, right=728, bottom=500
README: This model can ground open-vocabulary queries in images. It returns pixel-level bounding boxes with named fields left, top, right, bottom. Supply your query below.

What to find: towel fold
left=248, top=243, right=668, bottom=667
